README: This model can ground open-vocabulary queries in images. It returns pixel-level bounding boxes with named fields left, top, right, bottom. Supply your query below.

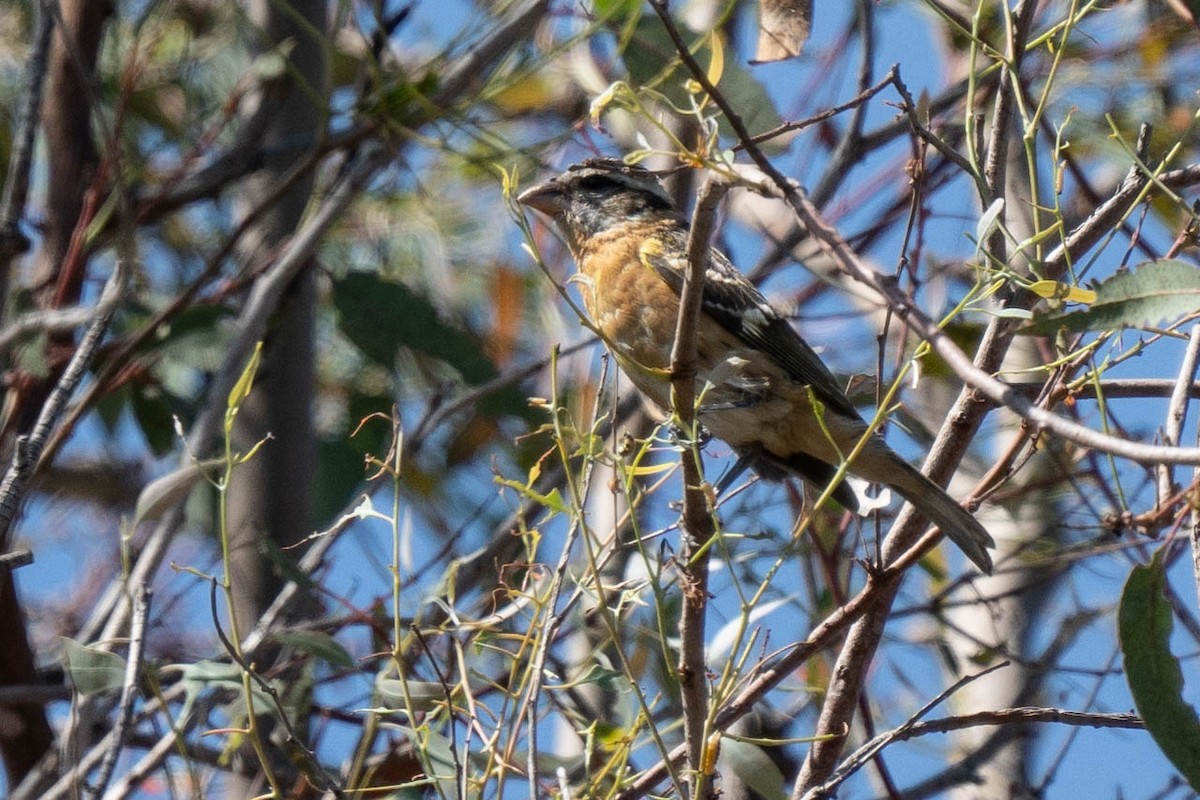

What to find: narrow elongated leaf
left=134, top=459, right=222, bottom=524
left=1118, top=554, right=1200, bottom=790
left=1028, top=279, right=1097, bottom=304
left=1027, top=259, right=1200, bottom=334
left=227, top=341, right=264, bottom=412
left=975, top=198, right=1005, bottom=247
left=375, top=675, right=447, bottom=714
left=271, top=631, right=355, bottom=669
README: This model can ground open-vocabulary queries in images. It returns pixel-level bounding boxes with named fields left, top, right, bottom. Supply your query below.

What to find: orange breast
left=577, top=227, right=680, bottom=401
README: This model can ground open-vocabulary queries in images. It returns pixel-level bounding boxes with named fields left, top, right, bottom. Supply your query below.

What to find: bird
left=518, top=158, right=994, bottom=574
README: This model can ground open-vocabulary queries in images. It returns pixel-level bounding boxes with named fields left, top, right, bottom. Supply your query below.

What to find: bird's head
left=518, top=159, right=681, bottom=252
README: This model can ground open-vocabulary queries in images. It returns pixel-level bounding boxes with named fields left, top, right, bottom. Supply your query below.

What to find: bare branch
left=86, top=584, right=150, bottom=800
left=808, top=706, right=1143, bottom=800
left=672, top=173, right=728, bottom=798
left=0, top=2, right=52, bottom=268
left=802, top=661, right=1011, bottom=799
left=1159, top=324, right=1200, bottom=504
left=0, top=260, right=126, bottom=552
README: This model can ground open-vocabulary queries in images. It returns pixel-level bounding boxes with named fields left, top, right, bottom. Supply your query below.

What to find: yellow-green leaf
left=227, top=341, right=264, bottom=413
left=707, top=30, right=725, bottom=87
left=1028, top=280, right=1097, bottom=304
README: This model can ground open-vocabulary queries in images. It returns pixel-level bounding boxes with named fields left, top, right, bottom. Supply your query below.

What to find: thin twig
left=0, top=0, right=52, bottom=267
left=1159, top=324, right=1200, bottom=504
left=892, top=70, right=985, bottom=191
left=0, top=297, right=124, bottom=357
left=809, top=0, right=876, bottom=209
left=1043, top=153, right=1200, bottom=279
left=207, top=578, right=341, bottom=795
left=611, top=569, right=901, bottom=799
left=406, top=338, right=596, bottom=460
left=87, top=584, right=150, bottom=800
left=410, top=626, right=466, bottom=800
left=802, top=661, right=1010, bottom=798
left=758, top=178, right=1200, bottom=466
left=72, top=144, right=386, bottom=662
left=18, top=687, right=183, bottom=800
left=1192, top=347, right=1200, bottom=619
left=58, top=509, right=356, bottom=800
left=0, top=260, right=126, bottom=552
left=738, top=66, right=897, bottom=150
left=520, top=352, right=609, bottom=799
left=100, top=726, right=179, bottom=800
left=654, top=2, right=1200, bottom=466
left=1011, top=378, right=1200, bottom=400
left=819, top=705, right=1143, bottom=800
left=239, top=511, right=350, bottom=656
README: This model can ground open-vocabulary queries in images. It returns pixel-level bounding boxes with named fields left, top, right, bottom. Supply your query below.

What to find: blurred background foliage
left=0, top=0, right=1198, bottom=797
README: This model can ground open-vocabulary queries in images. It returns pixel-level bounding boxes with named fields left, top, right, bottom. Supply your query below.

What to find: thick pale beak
left=517, top=181, right=566, bottom=216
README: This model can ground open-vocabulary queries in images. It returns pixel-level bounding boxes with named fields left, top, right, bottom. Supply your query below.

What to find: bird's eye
left=577, top=175, right=613, bottom=192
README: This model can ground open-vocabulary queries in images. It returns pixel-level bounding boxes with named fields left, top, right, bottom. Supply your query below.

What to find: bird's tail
left=884, top=459, right=994, bottom=574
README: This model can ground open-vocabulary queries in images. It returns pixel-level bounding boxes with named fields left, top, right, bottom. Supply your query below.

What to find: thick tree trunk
left=226, top=0, right=327, bottom=635
left=222, top=0, right=326, bottom=791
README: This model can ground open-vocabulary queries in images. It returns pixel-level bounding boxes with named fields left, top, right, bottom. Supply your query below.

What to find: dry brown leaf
left=753, top=0, right=813, bottom=63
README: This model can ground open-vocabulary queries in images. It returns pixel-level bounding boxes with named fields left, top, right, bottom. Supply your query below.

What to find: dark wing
left=734, top=444, right=862, bottom=511
left=641, top=233, right=862, bottom=421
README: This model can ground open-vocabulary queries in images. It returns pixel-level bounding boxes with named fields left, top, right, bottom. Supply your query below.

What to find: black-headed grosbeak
left=519, top=158, right=994, bottom=573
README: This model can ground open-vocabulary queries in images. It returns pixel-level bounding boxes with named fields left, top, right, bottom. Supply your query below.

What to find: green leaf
left=314, top=436, right=371, bottom=525
left=15, top=331, right=50, bottom=380
left=135, top=303, right=235, bottom=355
left=719, top=737, right=787, bottom=800
left=1026, top=259, right=1200, bottom=334
left=94, top=385, right=129, bottom=433
left=403, top=725, right=458, bottom=798
left=61, top=637, right=127, bottom=696
left=131, top=385, right=179, bottom=456
left=369, top=71, right=440, bottom=123
left=134, top=459, right=221, bottom=525
left=376, top=675, right=447, bottom=714
left=174, top=659, right=241, bottom=723
left=592, top=0, right=640, bottom=16
left=258, top=537, right=321, bottom=596
left=173, top=659, right=282, bottom=725
left=270, top=631, right=355, bottom=670
left=1118, top=553, right=1200, bottom=790
left=563, top=664, right=625, bottom=692
left=249, top=39, right=295, bottom=80
left=227, top=341, right=264, bottom=412
left=332, top=274, right=532, bottom=423
left=332, top=273, right=495, bottom=383
left=494, top=476, right=567, bottom=514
